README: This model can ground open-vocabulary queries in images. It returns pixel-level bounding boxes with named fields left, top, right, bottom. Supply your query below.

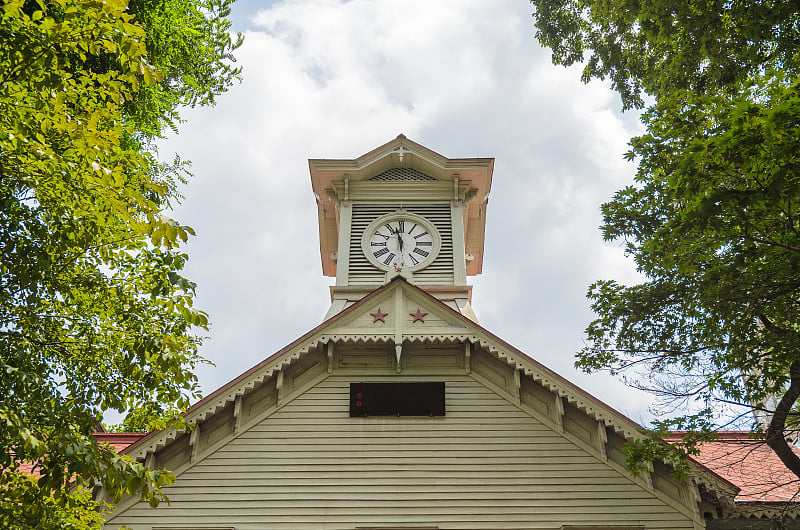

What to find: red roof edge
left=94, top=432, right=149, bottom=445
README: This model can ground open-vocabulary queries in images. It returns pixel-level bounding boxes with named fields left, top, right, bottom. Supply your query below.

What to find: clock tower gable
left=325, top=278, right=476, bottom=339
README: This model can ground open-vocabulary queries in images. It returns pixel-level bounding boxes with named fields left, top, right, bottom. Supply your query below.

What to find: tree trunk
left=765, top=361, right=800, bottom=479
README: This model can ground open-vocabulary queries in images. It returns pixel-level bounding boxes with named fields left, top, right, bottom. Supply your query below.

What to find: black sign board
left=349, top=382, right=445, bottom=417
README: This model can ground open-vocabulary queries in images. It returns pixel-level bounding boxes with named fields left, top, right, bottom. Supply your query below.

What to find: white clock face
left=361, top=212, right=441, bottom=271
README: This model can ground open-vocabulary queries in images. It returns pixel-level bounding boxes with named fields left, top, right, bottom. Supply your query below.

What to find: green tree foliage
left=582, top=74, right=800, bottom=478
left=530, top=0, right=800, bottom=480
left=1, top=471, right=106, bottom=529
left=124, top=0, right=242, bottom=138
left=532, top=0, right=800, bottom=109
left=1, top=0, right=239, bottom=526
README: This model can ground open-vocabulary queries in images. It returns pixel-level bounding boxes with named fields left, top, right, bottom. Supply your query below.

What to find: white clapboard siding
left=106, top=375, right=696, bottom=530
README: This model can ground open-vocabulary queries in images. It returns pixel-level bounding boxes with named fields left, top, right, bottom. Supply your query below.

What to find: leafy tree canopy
left=532, top=0, right=800, bottom=109
left=531, top=0, right=800, bottom=482
left=0, top=0, right=239, bottom=526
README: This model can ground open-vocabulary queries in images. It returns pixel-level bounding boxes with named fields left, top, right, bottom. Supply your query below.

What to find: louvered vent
left=349, top=204, right=454, bottom=286
left=368, top=168, right=436, bottom=181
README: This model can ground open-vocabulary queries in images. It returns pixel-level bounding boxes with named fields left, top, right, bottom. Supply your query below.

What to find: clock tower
left=310, top=135, right=494, bottom=321
left=106, top=136, right=739, bottom=530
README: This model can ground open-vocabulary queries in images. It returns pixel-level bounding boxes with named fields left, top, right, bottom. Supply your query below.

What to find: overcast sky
left=156, top=0, right=656, bottom=424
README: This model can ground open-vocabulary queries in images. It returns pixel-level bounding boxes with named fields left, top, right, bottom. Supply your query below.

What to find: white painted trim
left=108, top=370, right=333, bottom=520
left=189, top=423, right=200, bottom=463
left=335, top=202, right=353, bottom=286
left=450, top=201, right=467, bottom=285
left=233, top=394, right=242, bottom=434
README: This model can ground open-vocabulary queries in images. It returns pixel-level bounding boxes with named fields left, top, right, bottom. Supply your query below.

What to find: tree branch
left=758, top=314, right=792, bottom=335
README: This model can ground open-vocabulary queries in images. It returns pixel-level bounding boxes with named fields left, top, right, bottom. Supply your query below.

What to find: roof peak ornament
left=394, top=144, right=407, bottom=162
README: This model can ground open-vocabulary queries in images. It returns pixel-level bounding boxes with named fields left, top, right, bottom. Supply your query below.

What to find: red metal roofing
left=15, top=432, right=147, bottom=477
left=93, top=432, right=148, bottom=453
left=669, top=431, right=800, bottom=503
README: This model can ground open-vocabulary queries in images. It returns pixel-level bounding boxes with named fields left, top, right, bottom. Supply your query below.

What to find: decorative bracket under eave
left=327, top=175, right=350, bottom=206
left=395, top=343, right=403, bottom=374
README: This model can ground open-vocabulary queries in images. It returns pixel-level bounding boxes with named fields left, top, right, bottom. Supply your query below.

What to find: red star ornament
left=410, top=308, right=428, bottom=323
left=371, top=308, right=388, bottom=323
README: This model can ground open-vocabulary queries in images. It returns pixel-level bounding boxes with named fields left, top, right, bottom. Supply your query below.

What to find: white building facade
left=104, top=137, right=748, bottom=530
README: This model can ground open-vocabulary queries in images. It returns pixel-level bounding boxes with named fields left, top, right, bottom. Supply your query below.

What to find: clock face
left=361, top=212, right=441, bottom=272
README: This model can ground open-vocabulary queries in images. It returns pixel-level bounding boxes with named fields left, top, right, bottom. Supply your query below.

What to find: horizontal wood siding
left=107, top=375, right=696, bottom=530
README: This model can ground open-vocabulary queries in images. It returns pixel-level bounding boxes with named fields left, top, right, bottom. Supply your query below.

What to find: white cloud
left=156, top=0, right=653, bottom=419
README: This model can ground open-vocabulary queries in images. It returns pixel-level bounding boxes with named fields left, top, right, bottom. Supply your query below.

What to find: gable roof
left=119, top=277, right=740, bottom=504
left=123, top=278, right=627, bottom=452
left=669, top=431, right=800, bottom=503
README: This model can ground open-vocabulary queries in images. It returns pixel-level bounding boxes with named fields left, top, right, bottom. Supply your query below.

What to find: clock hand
left=396, top=232, right=405, bottom=267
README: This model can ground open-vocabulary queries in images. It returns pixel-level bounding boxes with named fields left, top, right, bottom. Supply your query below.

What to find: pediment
left=309, top=134, right=494, bottom=185
left=326, top=278, right=473, bottom=340
left=114, top=277, right=738, bottom=520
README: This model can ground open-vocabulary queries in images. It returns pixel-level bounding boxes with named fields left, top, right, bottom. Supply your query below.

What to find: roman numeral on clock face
left=384, top=224, right=395, bottom=235
left=373, top=248, right=389, bottom=258
left=412, top=248, right=429, bottom=257
left=408, top=254, right=420, bottom=265
left=383, top=253, right=396, bottom=265
left=417, top=241, right=432, bottom=246
left=413, top=231, right=429, bottom=239
left=371, top=241, right=387, bottom=247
